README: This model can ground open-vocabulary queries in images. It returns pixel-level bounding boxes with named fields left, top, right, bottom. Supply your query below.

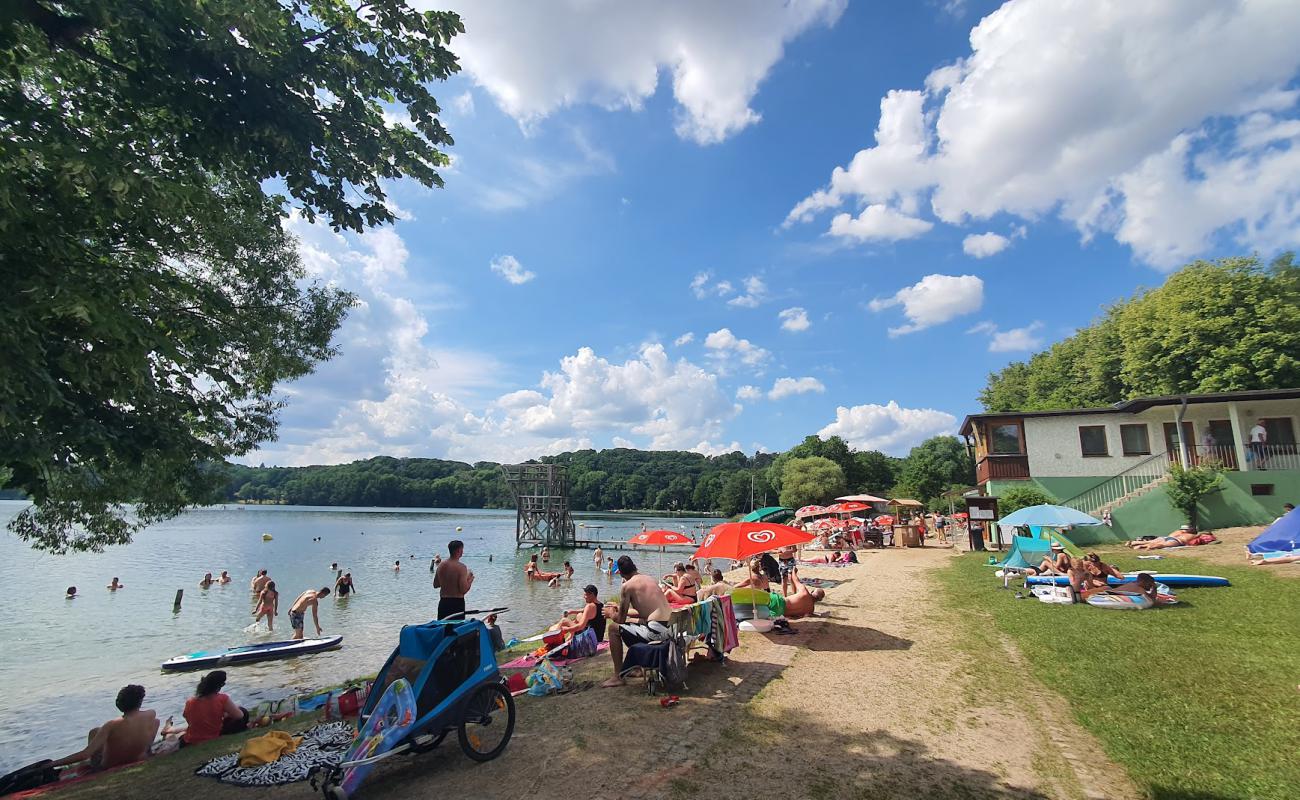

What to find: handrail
left=1059, top=452, right=1170, bottom=516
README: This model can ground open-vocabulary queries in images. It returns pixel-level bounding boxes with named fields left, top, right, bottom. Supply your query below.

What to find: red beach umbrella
left=836, top=501, right=870, bottom=514
left=628, top=529, right=694, bottom=546
left=952, top=512, right=969, bottom=519
left=813, top=519, right=838, bottom=531
left=795, top=505, right=827, bottom=519
left=873, top=514, right=895, bottom=526
left=691, top=522, right=813, bottom=562
left=823, top=503, right=845, bottom=514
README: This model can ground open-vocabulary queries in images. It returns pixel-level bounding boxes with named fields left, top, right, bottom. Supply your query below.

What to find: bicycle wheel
left=457, top=682, right=515, bottom=762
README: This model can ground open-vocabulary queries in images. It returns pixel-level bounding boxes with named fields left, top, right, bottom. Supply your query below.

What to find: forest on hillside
left=221, top=433, right=976, bottom=515
left=980, top=254, right=1300, bottom=411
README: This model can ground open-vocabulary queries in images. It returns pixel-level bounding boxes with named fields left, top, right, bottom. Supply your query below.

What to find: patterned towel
left=195, top=722, right=355, bottom=786
left=500, top=641, right=608, bottom=670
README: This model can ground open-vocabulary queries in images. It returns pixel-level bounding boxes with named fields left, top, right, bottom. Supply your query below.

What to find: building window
left=1119, top=424, right=1150, bottom=456
left=989, top=423, right=1023, bottom=455
left=1079, top=425, right=1109, bottom=457
left=1260, top=417, right=1297, bottom=445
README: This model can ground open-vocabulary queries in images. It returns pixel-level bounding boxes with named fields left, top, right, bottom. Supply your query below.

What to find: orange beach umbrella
left=691, top=522, right=813, bottom=562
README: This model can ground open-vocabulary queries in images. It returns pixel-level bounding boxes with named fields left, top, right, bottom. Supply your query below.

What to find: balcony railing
left=1244, top=442, right=1300, bottom=471
left=976, top=454, right=1029, bottom=484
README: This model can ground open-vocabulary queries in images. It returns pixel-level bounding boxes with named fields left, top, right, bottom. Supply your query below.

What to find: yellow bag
left=238, top=730, right=302, bottom=767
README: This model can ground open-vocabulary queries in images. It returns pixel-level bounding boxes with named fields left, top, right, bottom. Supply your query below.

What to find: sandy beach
left=53, top=545, right=1141, bottom=800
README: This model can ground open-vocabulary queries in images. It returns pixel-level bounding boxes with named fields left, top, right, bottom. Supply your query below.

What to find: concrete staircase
left=1061, top=453, right=1171, bottom=519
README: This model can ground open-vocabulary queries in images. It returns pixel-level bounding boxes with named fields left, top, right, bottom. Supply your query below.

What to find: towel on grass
left=501, top=641, right=608, bottom=670
left=238, top=730, right=301, bottom=767
left=196, top=722, right=353, bottom=787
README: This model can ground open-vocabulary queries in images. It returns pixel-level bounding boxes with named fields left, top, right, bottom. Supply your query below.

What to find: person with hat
left=548, top=584, right=606, bottom=641
left=1027, top=541, right=1073, bottom=576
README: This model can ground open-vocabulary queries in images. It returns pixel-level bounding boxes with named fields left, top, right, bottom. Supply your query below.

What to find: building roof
left=958, top=387, right=1300, bottom=436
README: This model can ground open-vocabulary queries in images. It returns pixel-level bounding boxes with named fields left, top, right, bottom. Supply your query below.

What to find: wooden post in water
left=173, top=589, right=183, bottom=612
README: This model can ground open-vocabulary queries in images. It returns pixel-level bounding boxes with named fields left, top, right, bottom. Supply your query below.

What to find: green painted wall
left=1109, top=470, right=1300, bottom=537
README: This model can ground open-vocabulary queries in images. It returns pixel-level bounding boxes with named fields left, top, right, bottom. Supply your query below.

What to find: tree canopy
left=980, top=254, right=1300, bottom=412
left=1, top=1, right=462, bottom=552
left=776, top=456, right=847, bottom=509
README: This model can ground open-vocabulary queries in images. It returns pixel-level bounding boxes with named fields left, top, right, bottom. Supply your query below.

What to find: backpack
left=0, top=760, right=59, bottom=795
left=661, top=636, right=688, bottom=691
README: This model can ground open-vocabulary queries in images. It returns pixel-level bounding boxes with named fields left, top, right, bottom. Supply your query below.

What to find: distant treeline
left=221, top=433, right=976, bottom=515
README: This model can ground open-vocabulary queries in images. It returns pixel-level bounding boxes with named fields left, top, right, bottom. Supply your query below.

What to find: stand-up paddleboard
left=1025, top=573, right=1229, bottom=588
left=339, top=678, right=417, bottom=795
left=1086, top=593, right=1154, bottom=610
left=161, top=636, right=342, bottom=671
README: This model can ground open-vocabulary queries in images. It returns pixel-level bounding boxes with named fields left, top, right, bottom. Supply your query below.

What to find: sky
left=252, top=0, right=1300, bottom=466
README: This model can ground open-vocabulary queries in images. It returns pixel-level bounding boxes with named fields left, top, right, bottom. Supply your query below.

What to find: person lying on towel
left=1125, top=526, right=1213, bottom=550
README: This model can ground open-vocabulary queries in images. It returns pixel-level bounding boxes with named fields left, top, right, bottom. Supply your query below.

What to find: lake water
left=0, top=501, right=715, bottom=772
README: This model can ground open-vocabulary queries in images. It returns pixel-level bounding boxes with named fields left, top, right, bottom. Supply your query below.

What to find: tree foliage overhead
left=980, top=255, right=1300, bottom=412
left=995, top=485, right=1053, bottom=517
left=1, top=1, right=463, bottom=552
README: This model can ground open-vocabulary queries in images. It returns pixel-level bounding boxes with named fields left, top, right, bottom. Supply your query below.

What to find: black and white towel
left=195, top=722, right=355, bottom=787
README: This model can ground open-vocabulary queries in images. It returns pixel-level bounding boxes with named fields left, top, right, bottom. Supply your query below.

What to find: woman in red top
left=177, top=671, right=248, bottom=746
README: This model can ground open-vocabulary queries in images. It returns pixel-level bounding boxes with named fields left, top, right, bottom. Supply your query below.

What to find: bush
left=996, top=485, right=1053, bottom=516
left=1165, top=463, right=1224, bottom=529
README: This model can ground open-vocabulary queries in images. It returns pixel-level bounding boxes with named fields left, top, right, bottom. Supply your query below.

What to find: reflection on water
left=0, top=501, right=714, bottom=772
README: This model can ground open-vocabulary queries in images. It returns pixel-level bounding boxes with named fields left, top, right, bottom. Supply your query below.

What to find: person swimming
left=106, top=578, right=124, bottom=591
left=199, top=573, right=215, bottom=589
left=66, top=586, right=77, bottom=599
left=218, top=571, right=231, bottom=584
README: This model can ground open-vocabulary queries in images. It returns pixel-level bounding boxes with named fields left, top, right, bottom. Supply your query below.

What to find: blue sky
left=255, top=0, right=1300, bottom=466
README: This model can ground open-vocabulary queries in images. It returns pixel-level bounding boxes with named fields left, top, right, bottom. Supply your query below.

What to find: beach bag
left=662, top=637, right=688, bottom=690
left=0, top=760, right=59, bottom=794
left=560, top=628, right=597, bottom=659
left=526, top=658, right=565, bottom=696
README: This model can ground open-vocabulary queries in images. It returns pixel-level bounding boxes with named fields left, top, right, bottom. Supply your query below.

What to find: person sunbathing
left=1104, top=573, right=1159, bottom=603
left=1074, top=553, right=1126, bottom=596
left=661, top=562, right=699, bottom=604
left=781, top=573, right=826, bottom=619
left=50, top=685, right=158, bottom=772
left=1027, top=542, right=1073, bottom=575
left=549, top=584, right=602, bottom=637
left=1251, top=551, right=1300, bottom=565
left=1127, top=526, right=1200, bottom=550
left=734, top=558, right=770, bottom=592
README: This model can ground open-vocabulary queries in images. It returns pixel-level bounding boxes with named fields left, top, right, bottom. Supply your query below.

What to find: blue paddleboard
left=1025, top=573, right=1229, bottom=588
left=161, top=636, right=342, bottom=671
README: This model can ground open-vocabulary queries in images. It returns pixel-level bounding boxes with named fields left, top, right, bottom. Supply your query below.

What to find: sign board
left=964, top=495, right=1002, bottom=548
left=969, top=507, right=995, bottom=520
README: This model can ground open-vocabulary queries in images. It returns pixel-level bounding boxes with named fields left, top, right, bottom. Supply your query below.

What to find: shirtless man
left=433, top=540, right=474, bottom=619
left=218, top=570, right=231, bottom=585
left=288, top=587, right=330, bottom=640
left=550, top=584, right=601, bottom=636
left=593, top=545, right=604, bottom=570
left=50, top=685, right=158, bottom=771
left=781, top=572, right=826, bottom=619
left=106, top=577, right=124, bottom=591
left=602, top=556, right=673, bottom=688
left=250, top=570, right=269, bottom=594
left=1127, top=526, right=1200, bottom=550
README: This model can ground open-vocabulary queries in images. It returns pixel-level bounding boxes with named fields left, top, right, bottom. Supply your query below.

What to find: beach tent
left=996, top=536, right=1053, bottom=570
left=741, top=506, right=793, bottom=523
left=1248, top=508, right=1300, bottom=555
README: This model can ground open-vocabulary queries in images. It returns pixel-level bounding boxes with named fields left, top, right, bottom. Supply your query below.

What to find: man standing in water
left=288, top=587, right=330, bottom=640
left=602, top=556, right=672, bottom=688
left=250, top=570, right=269, bottom=594
left=433, top=539, right=473, bottom=619
left=593, top=545, right=603, bottom=570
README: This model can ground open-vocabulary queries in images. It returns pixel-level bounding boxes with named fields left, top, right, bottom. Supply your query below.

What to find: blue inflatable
left=1248, top=507, right=1300, bottom=555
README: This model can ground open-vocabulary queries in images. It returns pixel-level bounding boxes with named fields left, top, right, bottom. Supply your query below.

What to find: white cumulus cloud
left=869, top=274, right=983, bottom=336
left=490, top=254, right=536, bottom=285
left=962, top=232, right=1010, bottom=258
left=674, top=332, right=695, bottom=346
left=736, top=385, right=763, bottom=401
left=726, top=276, right=769, bottom=308
left=817, top=402, right=958, bottom=455
left=778, top=307, right=810, bottom=332
left=435, top=0, right=846, bottom=144
left=785, top=0, right=1300, bottom=268
left=828, top=205, right=933, bottom=242
left=969, top=321, right=1045, bottom=353
left=703, top=327, right=771, bottom=371
left=768, top=377, right=825, bottom=400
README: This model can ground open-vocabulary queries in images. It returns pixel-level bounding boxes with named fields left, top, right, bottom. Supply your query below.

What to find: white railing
left=1060, top=453, right=1170, bottom=517
left=1245, top=443, right=1300, bottom=471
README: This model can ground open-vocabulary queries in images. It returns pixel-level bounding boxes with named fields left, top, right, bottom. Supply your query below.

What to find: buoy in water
left=456, top=526, right=462, bottom=531
left=261, top=533, right=273, bottom=541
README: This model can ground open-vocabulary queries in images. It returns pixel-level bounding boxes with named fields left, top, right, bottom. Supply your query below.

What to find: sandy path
left=61, top=547, right=1138, bottom=800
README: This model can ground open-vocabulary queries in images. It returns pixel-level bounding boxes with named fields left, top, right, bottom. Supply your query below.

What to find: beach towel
left=195, top=722, right=354, bottom=787
left=238, top=730, right=301, bottom=767
left=500, top=641, right=609, bottom=670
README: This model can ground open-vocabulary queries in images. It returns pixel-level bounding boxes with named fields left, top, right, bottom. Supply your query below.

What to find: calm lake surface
left=0, top=501, right=715, bottom=772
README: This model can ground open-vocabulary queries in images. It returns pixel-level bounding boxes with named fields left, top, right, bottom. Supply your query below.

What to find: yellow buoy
left=455, top=526, right=463, bottom=532
left=261, top=533, right=273, bottom=541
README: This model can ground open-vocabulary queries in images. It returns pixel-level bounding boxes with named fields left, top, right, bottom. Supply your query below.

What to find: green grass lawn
left=939, top=550, right=1300, bottom=800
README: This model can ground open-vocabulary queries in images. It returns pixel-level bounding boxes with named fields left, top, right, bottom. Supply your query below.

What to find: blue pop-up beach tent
left=1248, top=508, right=1300, bottom=555
left=996, top=536, right=1053, bottom=570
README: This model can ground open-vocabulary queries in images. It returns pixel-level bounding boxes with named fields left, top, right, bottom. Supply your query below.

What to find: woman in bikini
left=661, top=562, right=699, bottom=604
left=1126, top=526, right=1200, bottom=550
left=252, top=580, right=278, bottom=631
left=525, top=554, right=561, bottom=582
left=734, top=558, right=771, bottom=592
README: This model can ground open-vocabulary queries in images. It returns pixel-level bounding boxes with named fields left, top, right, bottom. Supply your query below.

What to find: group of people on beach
left=1026, top=543, right=1161, bottom=602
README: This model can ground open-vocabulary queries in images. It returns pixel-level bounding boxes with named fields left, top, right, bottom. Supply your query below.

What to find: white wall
left=1024, top=398, right=1299, bottom=478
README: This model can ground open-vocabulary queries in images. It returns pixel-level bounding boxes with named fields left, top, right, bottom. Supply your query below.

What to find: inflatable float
left=339, top=678, right=417, bottom=795
left=161, top=635, right=342, bottom=671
